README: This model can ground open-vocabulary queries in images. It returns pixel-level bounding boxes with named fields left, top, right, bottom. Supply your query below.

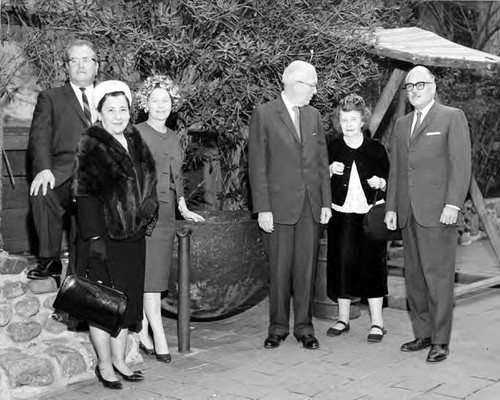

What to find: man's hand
left=258, top=212, right=274, bottom=233
left=384, top=211, right=397, bottom=231
left=440, top=205, right=459, bottom=225
left=320, top=207, right=332, bottom=224
left=30, top=169, right=55, bottom=196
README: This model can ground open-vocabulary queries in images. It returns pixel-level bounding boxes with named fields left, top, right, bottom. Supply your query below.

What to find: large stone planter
left=162, top=210, right=269, bottom=321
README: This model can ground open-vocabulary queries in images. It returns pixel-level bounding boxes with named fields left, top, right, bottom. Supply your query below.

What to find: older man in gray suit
left=385, top=66, right=471, bottom=362
left=248, top=60, right=332, bottom=350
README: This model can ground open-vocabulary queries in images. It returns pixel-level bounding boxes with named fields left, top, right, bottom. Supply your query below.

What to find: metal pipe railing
left=176, top=227, right=192, bottom=353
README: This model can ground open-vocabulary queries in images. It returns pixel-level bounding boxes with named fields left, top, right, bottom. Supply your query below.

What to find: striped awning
left=368, top=27, right=500, bottom=70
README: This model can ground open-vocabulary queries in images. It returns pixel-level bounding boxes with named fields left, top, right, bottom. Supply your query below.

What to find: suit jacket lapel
left=63, top=83, right=90, bottom=126
left=276, top=97, right=300, bottom=143
left=411, top=102, right=440, bottom=143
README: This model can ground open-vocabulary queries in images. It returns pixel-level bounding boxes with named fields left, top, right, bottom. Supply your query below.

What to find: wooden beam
left=370, top=68, right=407, bottom=137
left=469, top=176, right=500, bottom=263
left=454, top=275, right=500, bottom=298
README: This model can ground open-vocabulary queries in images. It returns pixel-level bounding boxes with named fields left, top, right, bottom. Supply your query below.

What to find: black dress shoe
left=95, top=366, right=122, bottom=390
left=264, top=334, right=287, bottom=349
left=326, top=320, right=350, bottom=337
left=139, top=341, right=156, bottom=356
left=27, top=259, right=62, bottom=280
left=426, top=344, right=449, bottom=363
left=367, top=325, right=387, bottom=343
left=156, top=353, right=172, bottom=363
left=112, top=365, right=144, bottom=382
left=401, top=337, right=432, bottom=352
left=296, top=334, right=319, bottom=349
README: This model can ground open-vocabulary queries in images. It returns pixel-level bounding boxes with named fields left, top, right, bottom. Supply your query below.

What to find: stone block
left=6, top=321, right=42, bottom=342
left=0, top=368, right=11, bottom=400
left=14, top=296, right=40, bottom=318
left=45, top=345, right=86, bottom=378
left=0, top=254, right=29, bottom=275
left=43, top=294, right=57, bottom=309
left=0, top=352, right=54, bottom=387
left=0, top=303, right=13, bottom=327
left=43, top=315, right=67, bottom=335
left=28, top=278, right=58, bottom=294
left=2, top=280, right=27, bottom=299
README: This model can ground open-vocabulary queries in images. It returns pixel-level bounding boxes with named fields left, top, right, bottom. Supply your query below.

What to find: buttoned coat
left=248, top=97, right=331, bottom=223
left=386, top=101, right=471, bottom=227
left=29, top=83, right=92, bottom=186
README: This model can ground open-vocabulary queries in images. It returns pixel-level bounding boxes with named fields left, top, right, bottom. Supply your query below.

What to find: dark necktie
left=411, top=111, right=422, bottom=137
left=292, top=106, right=301, bottom=138
left=79, top=87, right=92, bottom=124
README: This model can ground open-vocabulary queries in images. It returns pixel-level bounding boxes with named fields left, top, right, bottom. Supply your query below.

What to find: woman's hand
left=367, top=176, right=386, bottom=191
left=329, top=161, right=345, bottom=177
left=178, top=197, right=205, bottom=222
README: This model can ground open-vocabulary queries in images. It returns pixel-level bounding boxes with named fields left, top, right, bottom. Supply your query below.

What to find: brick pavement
left=38, top=287, right=500, bottom=400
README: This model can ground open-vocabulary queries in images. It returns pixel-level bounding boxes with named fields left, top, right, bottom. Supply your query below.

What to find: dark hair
left=65, top=39, right=98, bottom=62
left=332, top=94, right=371, bottom=135
left=96, top=91, right=130, bottom=112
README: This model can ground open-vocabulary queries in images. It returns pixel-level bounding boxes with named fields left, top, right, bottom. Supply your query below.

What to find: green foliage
left=9, top=0, right=407, bottom=209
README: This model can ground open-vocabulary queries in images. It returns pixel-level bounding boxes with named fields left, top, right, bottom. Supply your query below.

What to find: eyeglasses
left=68, top=57, right=97, bottom=65
left=403, top=81, right=434, bottom=92
left=297, top=80, right=317, bottom=89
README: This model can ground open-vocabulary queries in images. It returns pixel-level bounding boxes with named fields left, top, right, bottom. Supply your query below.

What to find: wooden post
left=370, top=68, right=407, bottom=137
left=469, top=176, right=500, bottom=263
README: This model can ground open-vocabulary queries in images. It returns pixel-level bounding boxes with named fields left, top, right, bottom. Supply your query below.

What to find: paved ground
left=40, top=282, right=500, bottom=400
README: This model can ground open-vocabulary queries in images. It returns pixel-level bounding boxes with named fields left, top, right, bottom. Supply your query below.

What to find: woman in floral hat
left=135, top=75, right=204, bottom=363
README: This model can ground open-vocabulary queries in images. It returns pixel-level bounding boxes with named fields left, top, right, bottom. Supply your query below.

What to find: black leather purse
left=363, top=191, right=402, bottom=242
left=53, top=261, right=127, bottom=336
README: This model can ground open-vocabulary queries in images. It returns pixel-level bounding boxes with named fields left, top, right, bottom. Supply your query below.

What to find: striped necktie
left=79, top=87, right=92, bottom=124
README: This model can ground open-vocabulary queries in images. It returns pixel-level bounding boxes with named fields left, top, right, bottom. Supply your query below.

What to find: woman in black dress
left=326, top=94, right=389, bottom=342
left=74, top=80, right=158, bottom=389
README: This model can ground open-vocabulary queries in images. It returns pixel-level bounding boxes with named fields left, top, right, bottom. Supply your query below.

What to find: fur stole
left=74, top=123, right=158, bottom=240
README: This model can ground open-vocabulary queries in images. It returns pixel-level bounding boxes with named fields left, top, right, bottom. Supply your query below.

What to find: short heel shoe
left=156, top=353, right=172, bottom=363
left=367, top=325, right=387, bottom=343
left=95, top=366, right=122, bottom=390
left=112, top=365, right=144, bottom=382
left=139, top=341, right=156, bottom=356
left=326, top=320, right=350, bottom=337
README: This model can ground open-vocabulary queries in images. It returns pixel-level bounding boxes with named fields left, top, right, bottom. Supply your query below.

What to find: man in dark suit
left=385, top=66, right=471, bottom=362
left=27, top=39, right=99, bottom=282
left=248, top=60, right=332, bottom=350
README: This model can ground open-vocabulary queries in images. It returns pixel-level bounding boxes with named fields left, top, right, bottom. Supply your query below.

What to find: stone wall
left=0, top=252, right=142, bottom=400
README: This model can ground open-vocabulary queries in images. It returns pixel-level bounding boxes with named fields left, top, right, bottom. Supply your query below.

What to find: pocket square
left=426, top=131, right=441, bottom=136
left=312, top=132, right=317, bottom=136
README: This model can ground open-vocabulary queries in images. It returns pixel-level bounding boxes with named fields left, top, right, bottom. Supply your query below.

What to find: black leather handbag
left=53, top=263, right=127, bottom=336
left=363, top=191, right=402, bottom=242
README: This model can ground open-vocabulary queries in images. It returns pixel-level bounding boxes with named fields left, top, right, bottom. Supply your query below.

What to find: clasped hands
left=329, top=162, right=385, bottom=190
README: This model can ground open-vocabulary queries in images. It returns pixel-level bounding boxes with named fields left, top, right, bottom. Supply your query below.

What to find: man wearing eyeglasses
left=27, top=39, right=99, bottom=283
left=249, top=60, right=332, bottom=350
left=385, top=65, right=471, bottom=363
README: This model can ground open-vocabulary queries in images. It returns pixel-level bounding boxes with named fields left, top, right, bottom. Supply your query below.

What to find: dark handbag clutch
left=53, top=267, right=127, bottom=336
left=363, top=191, right=402, bottom=242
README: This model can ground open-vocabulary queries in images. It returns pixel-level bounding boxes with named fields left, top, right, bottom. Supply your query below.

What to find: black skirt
left=326, top=209, right=387, bottom=300
left=76, top=232, right=146, bottom=332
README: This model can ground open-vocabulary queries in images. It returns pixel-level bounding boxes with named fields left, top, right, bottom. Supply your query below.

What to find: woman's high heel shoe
left=95, top=366, right=123, bottom=390
left=112, top=365, right=144, bottom=382
left=139, top=341, right=156, bottom=356
left=156, top=353, right=171, bottom=363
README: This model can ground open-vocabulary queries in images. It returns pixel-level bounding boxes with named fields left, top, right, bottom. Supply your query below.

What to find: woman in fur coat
left=73, top=80, right=158, bottom=389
